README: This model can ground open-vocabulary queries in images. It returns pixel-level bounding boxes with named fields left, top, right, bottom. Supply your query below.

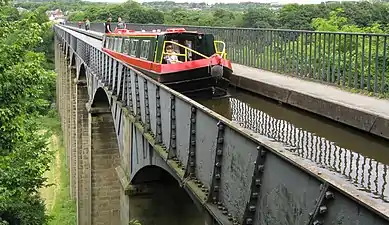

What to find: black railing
left=68, top=22, right=389, bottom=96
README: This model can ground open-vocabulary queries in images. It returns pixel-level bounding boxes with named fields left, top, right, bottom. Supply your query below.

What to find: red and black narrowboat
left=101, top=27, right=232, bottom=98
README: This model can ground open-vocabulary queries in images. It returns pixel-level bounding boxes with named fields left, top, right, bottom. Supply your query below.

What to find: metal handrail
left=214, top=40, right=227, bottom=59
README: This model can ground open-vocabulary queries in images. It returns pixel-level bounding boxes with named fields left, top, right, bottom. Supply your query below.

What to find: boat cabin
left=102, top=28, right=226, bottom=64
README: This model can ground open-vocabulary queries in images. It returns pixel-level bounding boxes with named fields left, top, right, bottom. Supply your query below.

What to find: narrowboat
left=101, top=27, right=232, bottom=98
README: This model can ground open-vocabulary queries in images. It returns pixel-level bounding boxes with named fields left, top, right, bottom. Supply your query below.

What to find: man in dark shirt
left=104, top=17, right=112, bottom=33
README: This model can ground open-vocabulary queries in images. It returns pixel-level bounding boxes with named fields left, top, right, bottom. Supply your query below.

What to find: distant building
left=47, top=9, right=66, bottom=24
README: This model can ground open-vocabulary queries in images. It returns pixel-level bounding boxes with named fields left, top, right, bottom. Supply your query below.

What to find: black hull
left=137, top=66, right=232, bottom=99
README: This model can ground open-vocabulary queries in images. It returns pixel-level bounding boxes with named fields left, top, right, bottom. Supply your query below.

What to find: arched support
left=78, top=64, right=87, bottom=81
left=125, top=165, right=206, bottom=225
left=91, top=87, right=110, bottom=108
left=87, top=89, right=120, bottom=225
left=69, top=61, right=77, bottom=200
left=75, top=75, right=90, bottom=225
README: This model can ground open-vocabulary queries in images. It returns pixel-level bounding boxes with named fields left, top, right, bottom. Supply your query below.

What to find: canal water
left=199, top=88, right=389, bottom=203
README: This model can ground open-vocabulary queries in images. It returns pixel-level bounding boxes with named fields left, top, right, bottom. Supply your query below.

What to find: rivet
left=325, top=191, right=334, bottom=199
left=228, top=213, right=232, bottom=218
left=217, top=138, right=224, bottom=144
left=313, top=220, right=322, bottom=225
left=190, top=152, right=195, bottom=156
left=215, top=162, right=221, bottom=167
left=218, top=206, right=223, bottom=210
left=319, top=206, right=327, bottom=214
left=214, top=186, right=219, bottom=192
left=257, top=165, right=264, bottom=172
left=251, top=192, right=258, bottom=198
left=191, top=130, right=196, bottom=134
left=222, top=210, right=228, bottom=215
left=309, top=212, right=313, bottom=217
left=215, top=174, right=221, bottom=179
left=249, top=205, right=256, bottom=212
left=217, top=150, right=223, bottom=156
left=246, top=218, right=253, bottom=224
left=255, top=179, right=261, bottom=186
left=191, top=140, right=196, bottom=146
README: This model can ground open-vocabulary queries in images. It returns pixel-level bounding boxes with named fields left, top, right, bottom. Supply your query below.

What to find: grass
left=37, top=112, right=77, bottom=225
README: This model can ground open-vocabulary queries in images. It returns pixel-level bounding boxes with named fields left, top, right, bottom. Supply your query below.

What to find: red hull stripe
left=102, top=48, right=233, bottom=75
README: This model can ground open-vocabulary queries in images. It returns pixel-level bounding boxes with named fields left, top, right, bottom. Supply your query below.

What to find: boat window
left=116, top=38, right=123, bottom=52
left=185, top=40, right=193, bottom=60
left=108, top=37, right=114, bottom=50
left=104, top=37, right=110, bottom=48
left=130, top=39, right=139, bottom=57
left=122, top=38, right=130, bottom=54
left=169, top=40, right=180, bottom=53
left=113, top=38, right=118, bottom=51
left=140, top=40, right=150, bottom=60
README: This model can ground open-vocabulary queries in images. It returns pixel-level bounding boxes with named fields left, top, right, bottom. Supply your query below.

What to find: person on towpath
left=117, top=16, right=126, bottom=29
left=85, top=18, right=90, bottom=31
left=104, top=17, right=112, bottom=33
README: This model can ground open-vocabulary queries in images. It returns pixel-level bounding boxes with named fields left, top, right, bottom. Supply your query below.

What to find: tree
left=240, top=7, right=278, bottom=28
left=0, top=3, right=55, bottom=225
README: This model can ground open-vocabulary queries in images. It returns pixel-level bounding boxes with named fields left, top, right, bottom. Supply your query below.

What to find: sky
left=87, top=0, right=361, bottom=5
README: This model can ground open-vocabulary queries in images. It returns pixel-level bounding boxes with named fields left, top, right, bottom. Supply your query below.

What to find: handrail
left=214, top=40, right=227, bottom=59
left=159, top=40, right=209, bottom=64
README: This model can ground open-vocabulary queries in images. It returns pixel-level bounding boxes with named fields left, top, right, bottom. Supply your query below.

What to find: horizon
left=84, top=0, right=363, bottom=5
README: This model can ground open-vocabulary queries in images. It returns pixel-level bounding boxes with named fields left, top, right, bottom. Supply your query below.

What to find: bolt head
left=319, top=206, right=327, bottom=214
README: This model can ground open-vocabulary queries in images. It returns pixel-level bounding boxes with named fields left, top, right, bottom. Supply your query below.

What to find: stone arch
left=66, top=45, right=70, bottom=63
left=130, top=165, right=179, bottom=185
left=70, top=52, right=76, bottom=68
left=126, top=165, right=206, bottom=225
left=88, top=87, right=120, bottom=225
left=78, top=63, right=86, bottom=81
left=62, top=41, right=66, bottom=54
left=91, top=87, right=110, bottom=108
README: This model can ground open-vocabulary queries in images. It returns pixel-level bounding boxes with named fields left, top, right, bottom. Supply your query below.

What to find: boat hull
left=137, top=65, right=232, bottom=99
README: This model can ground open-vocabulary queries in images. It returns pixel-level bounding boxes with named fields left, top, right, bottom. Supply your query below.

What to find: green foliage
left=42, top=114, right=76, bottom=225
left=240, top=7, right=278, bottom=28
left=0, top=2, right=57, bottom=224
left=67, top=1, right=164, bottom=24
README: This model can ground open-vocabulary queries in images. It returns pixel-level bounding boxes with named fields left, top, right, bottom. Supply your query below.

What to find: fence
left=69, top=22, right=389, bottom=96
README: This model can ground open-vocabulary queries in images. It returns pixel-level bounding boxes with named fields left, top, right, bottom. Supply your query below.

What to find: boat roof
left=105, top=28, right=202, bottom=37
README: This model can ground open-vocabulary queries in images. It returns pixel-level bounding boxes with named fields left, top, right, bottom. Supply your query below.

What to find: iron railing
left=68, top=22, right=389, bottom=96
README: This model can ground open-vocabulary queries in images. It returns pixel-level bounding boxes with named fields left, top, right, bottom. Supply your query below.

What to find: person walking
left=117, top=16, right=126, bottom=29
left=85, top=18, right=90, bottom=31
left=104, top=17, right=112, bottom=33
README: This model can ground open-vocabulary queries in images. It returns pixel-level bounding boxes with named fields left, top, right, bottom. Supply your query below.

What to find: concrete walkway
left=230, top=63, right=389, bottom=140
